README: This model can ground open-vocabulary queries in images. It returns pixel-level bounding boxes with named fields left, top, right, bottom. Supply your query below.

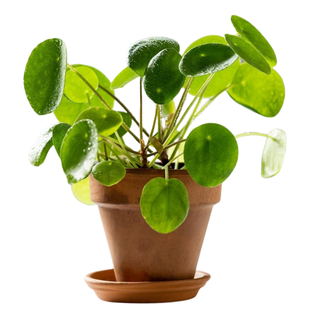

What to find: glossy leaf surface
left=179, top=43, right=237, bottom=77
left=140, top=177, right=189, bottom=234
left=61, top=119, right=98, bottom=183
left=64, top=66, right=99, bottom=103
left=52, top=123, right=71, bottom=156
left=111, top=67, right=138, bottom=89
left=261, top=129, right=286, bottom=178
left=225, top=34, right=271, bottom=74
left=228, top=63, right=285, bottom=117
left=128, top=37, right=180, bottom=77
left=71, top=177, right=94, bottom=205
left=185, top=123, right=238, bottom=187
left=111, top=111, right=132, bottom=138
left=29, top=125, right=55, bottom=166
left=144, top=49, right=185, bottom=104
left=75, top=107, right=122, bottom=137
left=24, top=38, right=67, bottom=115
left=231, top=15, right=277, bottom=67
left=92, top=161, right=126, bottom=186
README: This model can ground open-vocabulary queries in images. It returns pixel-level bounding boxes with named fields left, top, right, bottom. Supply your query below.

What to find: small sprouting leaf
left=92, top=161, right=126, bottom=186
left=231, top=15, right=277, bottom=67
left=75, top=107, right=123, bottom=137
left=111, top=67, right=139, bottom=89
left=144, top=49, right=186, bottom=104
left=71, top=177, right=94, bottom=205
left=28, top=125, right=55, bottom=166
left=140, top=177, right=190, bottom=234
left=184, top=123, right=238, bottom=187
left=24, top=38, right=67, bottom=115
left=52, top=123, right=71, bottom=156
left=261, top=129, right=287, bottom=178
left=64, top=66, right=99, bottom=103
left=150, top=137, right=163, bottom=154
left=179, top=43, right=238, bottom=77
left=111, top=112, right=132, bottom=138
left=60, top=119, right=98, bottom=183
left=225, top=34, right=271, bottom=75
left=228, top=63, right=285, bottom=117
left=128, top=37, right=180, bottom=77
left=162, top=101, right=175, bottom=118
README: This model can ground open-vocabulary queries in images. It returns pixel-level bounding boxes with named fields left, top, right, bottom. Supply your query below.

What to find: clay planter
left=89, top=168, right=221, bottom=282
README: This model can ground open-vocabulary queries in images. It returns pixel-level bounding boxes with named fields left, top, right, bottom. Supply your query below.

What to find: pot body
left=90, top=169, right=221, bottom=282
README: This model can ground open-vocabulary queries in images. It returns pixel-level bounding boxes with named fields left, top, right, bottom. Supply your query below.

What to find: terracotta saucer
left=85, top=269, right=211, bottom=303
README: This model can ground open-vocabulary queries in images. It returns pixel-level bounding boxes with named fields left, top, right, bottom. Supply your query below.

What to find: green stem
left=235, top=132, right=275, bottom=140
left=162, top=152, right=184, bottom=170
left=165, top=166, right=169, bottom=180
left=139, top=78, right=143, bottom=145
left=103, top=144, right=129, bottom=167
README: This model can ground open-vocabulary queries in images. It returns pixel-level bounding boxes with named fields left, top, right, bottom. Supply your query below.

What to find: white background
left=1, top=0, right=319, bottom=319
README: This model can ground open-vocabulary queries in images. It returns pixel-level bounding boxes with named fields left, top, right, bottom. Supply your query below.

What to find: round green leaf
left=64, top=66, right=99, bottom=103
left=140, top=177, right=190, bottom=234
left=261, top=129, right=286, bottom=178
left=225, top=34, right=271, bottom=75
left=231, top=15, right=277, bottom=67
left=61, top=119, right=98, bottom=183
left=24, top=38, right=67, bottom=115
left=110, top=111, right=132, bottom=138
left=184, top=35, right=227, bottom=53
left=185, top=123, right=238, bottom=187
left=52, top=123, right=71, bottom=156
left=128, top=37, right=180, bottom=77
left=28, top=125, right=55, bottom=166
left=71, top=177, right=94, bottom=205
left=144, top=49, right=186, bottom=104
left=111, top=67, right=138, bottom=89
left=92, top=161, right=126, bottom=186
left=75, top=107, right=123, bottom=136
left=179, top=43, right=238, bottom=77
left=228, top=63, right=285, bottom=117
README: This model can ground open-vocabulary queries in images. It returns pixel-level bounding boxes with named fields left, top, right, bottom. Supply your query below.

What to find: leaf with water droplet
left=24, top=38, right=67, bottom=115
left=75, top=107, right=122, bottom=136
left=231, top=15, right=277, bottom=67
left=60, top=119, right=98, bottom=183
left=179, top=43, right=238, bottom=77
left=184, top=123, right=238, bottom=187
left=28, top=125, right=55, bottom=166
left=228, top=63, right=285, bottom=117
left=52, top=123, right=71, bottom=156
left=261, top=129, right=286, bottom=178
left=71, top=177, right=94, bottom=205
left=140, top=177, right=189, bottom=234
left=64, top=66, right=99, bottom=104
left=128, top=37, right=180, bottom=77
left=92, top=161, right=126, bottom=186
left=111, top=66, right=139, bottom=89
left=144, top=49, right=185, bottom=104
left=225, top=34, right=271, bottom=74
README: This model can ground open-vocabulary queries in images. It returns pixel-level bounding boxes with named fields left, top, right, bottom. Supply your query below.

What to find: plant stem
left=99, top=85, right=150, bottom=137
left=235, top=132, right=275, bottom=140
left=162, top=152, right=184, bottom=170
left=165, top=166, right=169, bottom=180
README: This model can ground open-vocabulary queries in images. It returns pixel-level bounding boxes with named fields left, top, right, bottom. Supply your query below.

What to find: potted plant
left=24, top=15, right=286, bottom=303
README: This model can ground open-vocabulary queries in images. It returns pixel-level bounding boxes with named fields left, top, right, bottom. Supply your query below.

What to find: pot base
left=85, top=269, right=210, bottom=303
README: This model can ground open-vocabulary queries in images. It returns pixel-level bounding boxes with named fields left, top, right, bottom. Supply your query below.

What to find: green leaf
left=128, top=37, right=180, bottom=77
left=150, top=137, right=163, bottom=154
left=162, top=101, right=175, bottom=118
left=228, top=63, right=285, bottom=117
left=71, top=177, right=94, bottom=205
left=24, top=38, right=67, bottom=115
left=111, top=67, right=138, bottom=89
left=75, top=107, right=123, bottom=137
left=54, top=65, right=114, bottom=125
left=144, top=49, right=186, bottom=104
left=231, top=15, right=277, bottom=67
left=184, top=123, right=238, bottom=187
left=64, top=66, right=99, bottom=103
left=28, top=125, right=55, bottom=166
left=225, top=34, right=271, bottom=75
left=110, top=111, right=132, bottom=138
left=179, top=43, right=238, bottom=77
left=52, top=123, right=71, bottom=156
left=140, top=177, right=190, bottom=234
left=261, top=129, right=286, bottom=178
left=60, top=119, right=98, bottom=183
left=92, top=160, right=126, bottom=186
left=183, top=35, right=240, bottom=98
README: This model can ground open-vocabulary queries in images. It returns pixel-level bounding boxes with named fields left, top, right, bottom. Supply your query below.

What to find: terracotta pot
left=89, top=168, right=221, bottom=282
